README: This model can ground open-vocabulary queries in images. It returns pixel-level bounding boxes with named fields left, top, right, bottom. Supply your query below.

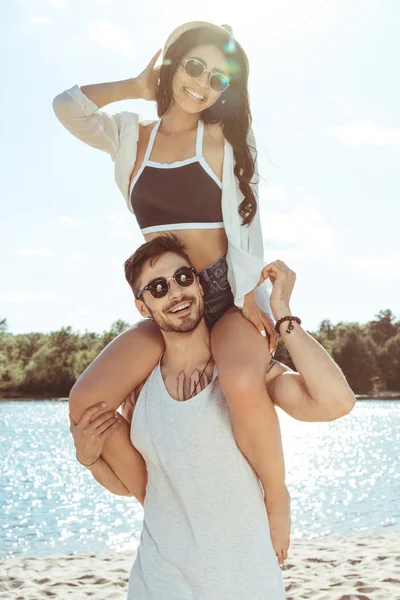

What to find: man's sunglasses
left=136, top=266, right=197, bottom=300
left=181, top=58, right=230, bottom=93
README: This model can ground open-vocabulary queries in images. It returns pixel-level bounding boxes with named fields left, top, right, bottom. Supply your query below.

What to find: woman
left=53, top=21, right=290, bottom=563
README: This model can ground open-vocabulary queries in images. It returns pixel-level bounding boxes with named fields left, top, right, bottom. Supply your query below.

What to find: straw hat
left=163, top=21, right=234, bottom=58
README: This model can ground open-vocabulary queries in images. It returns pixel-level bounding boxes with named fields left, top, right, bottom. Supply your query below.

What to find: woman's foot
left=264, top=486, right=291, bottom=566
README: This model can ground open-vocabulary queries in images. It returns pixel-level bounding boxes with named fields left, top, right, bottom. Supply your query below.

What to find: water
left=0, top=400, right=399, bottom=558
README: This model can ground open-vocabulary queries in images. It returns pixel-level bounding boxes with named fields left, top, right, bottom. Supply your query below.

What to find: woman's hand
left=242, top=292, right=278, bottom=355
left=69, top=403, right=122, bottom=467
left=259, top=260, right=296, bottom=321
left=135, top=50, right=162, bottom=101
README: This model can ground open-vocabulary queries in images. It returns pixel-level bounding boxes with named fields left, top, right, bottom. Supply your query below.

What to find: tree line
left=0, top=310, right=399, bottom=398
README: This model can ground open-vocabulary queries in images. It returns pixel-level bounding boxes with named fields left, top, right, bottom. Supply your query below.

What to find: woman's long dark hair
left=156, top=26, right=257, bottom=226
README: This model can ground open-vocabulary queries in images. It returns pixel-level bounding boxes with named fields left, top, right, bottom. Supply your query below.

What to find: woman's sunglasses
left=136, top=266, right=197, bottom=300
left=181, top=58, right=230, bottom=93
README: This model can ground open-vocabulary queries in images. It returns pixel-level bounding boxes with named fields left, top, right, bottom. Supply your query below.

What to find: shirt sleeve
left=226, top=127, right=272, bottom=315
left=52, top=85, right=139, bottom=160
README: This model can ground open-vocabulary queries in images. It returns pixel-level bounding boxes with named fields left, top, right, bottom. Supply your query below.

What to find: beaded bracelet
left=275, top=316, right=302, bottom=335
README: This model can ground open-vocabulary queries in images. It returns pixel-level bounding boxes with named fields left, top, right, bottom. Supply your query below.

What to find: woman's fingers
left=254, top=318, right=267, bottom=338
left=266, top=314, right=278, bottom=355
left=259, top=310, right=278, bottom=354
left=147, top=49, right=162, bottom=70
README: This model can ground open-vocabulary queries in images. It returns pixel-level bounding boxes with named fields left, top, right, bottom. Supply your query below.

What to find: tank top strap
left=196, top=119, right=204, bottom=157
left=144, top=119, right=162, bottom=162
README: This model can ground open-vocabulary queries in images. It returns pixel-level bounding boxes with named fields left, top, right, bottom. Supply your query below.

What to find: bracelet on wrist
left=275, top=315, right=301, bottom=335
left=77, top=456, right=100, bottom=469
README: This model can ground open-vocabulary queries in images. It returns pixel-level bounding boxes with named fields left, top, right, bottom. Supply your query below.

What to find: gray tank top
left=128, top=363, right=286, bottom=600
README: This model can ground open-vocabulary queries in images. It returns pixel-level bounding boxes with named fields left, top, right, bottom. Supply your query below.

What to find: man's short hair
left=124, top=234, right=191, bottom=298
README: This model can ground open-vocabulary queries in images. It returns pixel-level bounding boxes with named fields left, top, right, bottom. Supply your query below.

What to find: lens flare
left=226, top=58, right=241, bottom=76
left=224, top=39, right=236, bottom=54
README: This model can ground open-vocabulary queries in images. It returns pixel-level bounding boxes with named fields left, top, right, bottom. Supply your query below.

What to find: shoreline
left=1, top=533, right=399, bottom=599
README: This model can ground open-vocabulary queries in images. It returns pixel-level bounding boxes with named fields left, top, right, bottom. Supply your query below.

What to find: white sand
left=0, top=533, right=399, bottom=599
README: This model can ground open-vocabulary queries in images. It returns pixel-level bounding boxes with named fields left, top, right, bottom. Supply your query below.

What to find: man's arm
left=266, top=343, right=355, bottom=422
left=261, top=260, right=356, bottom=422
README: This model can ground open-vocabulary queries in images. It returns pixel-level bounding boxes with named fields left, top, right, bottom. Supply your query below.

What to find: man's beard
left=146, top=295, right=204, bottom=333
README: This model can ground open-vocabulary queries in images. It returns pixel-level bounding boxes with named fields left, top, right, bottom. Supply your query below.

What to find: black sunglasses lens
left=210, top=73, right=229, bottom=92
left=175, top=268, right=195, bottom=287
left=185, top=59, right=204, bottom=79
left=149, top=279, right=168, bottom=298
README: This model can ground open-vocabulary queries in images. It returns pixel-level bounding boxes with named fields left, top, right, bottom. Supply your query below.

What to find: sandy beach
left=1, top=533, right=399, bottom=600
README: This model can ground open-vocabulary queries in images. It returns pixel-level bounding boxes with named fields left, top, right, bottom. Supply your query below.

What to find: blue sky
left=1, top=0, right=399, bottom=335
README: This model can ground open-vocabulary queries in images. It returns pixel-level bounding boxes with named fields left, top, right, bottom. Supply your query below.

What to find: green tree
left=99, top=319, right=131, bottom=348
left=331, top=323, right=378, bottom=394
left=22, top=327, right=81, bottom=395
left=367, top=309, right=397, bottom=346
left=377, top=333, right=400, bottom=391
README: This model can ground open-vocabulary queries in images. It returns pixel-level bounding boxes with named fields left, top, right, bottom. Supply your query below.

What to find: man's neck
left=161, top=320, right=212, bottom=373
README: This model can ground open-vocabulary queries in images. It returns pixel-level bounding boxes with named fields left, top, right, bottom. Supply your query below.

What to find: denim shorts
left=197, top=253, right=235, bottom=330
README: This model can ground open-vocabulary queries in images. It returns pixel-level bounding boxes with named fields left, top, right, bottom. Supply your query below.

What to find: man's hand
left=69, top=403, right=122, bottom=467
left=260, top=260, right=296, bottom=321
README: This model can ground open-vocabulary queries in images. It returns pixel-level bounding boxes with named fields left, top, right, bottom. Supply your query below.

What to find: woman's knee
left=218, top=363, right=269, bottom=414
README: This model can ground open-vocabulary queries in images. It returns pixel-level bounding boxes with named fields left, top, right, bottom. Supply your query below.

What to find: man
left=70, top=235, right=355, bottom=599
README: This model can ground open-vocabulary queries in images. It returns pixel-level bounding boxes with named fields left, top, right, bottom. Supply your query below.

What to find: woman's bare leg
left=211, top=308, right=290, bottom=564
left=69, top=319, right=164, bottom=501
left=69, top=319, right=164, bottom=422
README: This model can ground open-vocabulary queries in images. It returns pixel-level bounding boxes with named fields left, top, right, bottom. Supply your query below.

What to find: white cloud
left=327, top=122, right=400, bottom=147
left=273, top=131, right=305, bottom=145
left=260, top=207, right=335, bottom=260
left=17, top=248, right=54, bottom=258
left=16, top=248, right=90, bottom=260
left=42, top=0, right=68, bottom=8
left=347, top=256, right=400, bottom=278
left=106, top=211, right=142, bottom=242
left=259, top=184, right=286, bottom=201
left=54, top=215, right=88, bottom=228
left=87, top=21, right=135, bottom=58
left=29, top=16, right=52, bottom=24
left=0, top=292, right=59, bottom=303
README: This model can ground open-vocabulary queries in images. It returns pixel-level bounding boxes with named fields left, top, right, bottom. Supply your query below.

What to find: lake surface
left=0, top=400, right=399, bottom=558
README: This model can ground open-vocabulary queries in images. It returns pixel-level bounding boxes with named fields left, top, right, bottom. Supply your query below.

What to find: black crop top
left=130, top=119, right=223, bottom=234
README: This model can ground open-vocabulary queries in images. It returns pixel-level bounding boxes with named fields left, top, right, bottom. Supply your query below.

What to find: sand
left=0, top=533, right=399, bottom=600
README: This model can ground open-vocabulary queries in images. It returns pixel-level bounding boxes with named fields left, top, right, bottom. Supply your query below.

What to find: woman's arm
left=80, top=50, right=160, bottom=108
left=80, top=79, right=142, bottom=109
left=52, top=51, right=160, bottom=155
left=70, top=402, right=147, bottom=505
left=85, top=456, right=133, bottom=497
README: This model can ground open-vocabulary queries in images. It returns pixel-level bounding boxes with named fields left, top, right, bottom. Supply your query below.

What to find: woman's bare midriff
left=144, top=228, right=228, bottom=272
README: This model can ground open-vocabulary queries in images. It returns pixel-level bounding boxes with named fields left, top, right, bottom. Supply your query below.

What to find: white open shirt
left=53, top=85, right=271, bottom=313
